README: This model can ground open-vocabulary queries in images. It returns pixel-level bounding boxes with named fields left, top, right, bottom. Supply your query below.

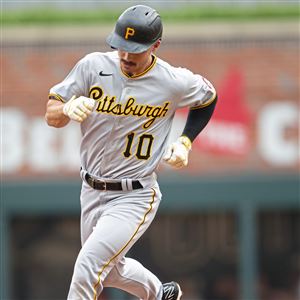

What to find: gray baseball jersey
left=49, top=51, right=216, bottom=299
left=50, top=51, right=216, bottom=179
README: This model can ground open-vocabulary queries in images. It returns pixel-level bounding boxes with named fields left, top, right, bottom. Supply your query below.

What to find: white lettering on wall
left=1, top=102, right=299, bottom=175
left=28, top=117, right=58, bottom=171
left=1, top=108, right=81, bottom=174
left=258, top=102, right=299, bottom=166
left=1, top=109, right=25, bottom=173
left=199, top=121, right=249, bottom=155
left=58, top=123, right=82, bottom=170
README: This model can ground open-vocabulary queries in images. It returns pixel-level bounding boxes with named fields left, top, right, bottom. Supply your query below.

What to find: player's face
left=118, top=48, right=153, bottom=77
left=118, top=40, right=160, bottom=77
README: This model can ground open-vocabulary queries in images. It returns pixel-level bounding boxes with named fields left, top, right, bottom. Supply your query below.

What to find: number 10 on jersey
left=123, top=133, right=154, bottom=160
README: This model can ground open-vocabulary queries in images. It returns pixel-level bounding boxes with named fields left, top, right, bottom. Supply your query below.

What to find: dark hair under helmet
left=106, top=5, right=163, bottom=53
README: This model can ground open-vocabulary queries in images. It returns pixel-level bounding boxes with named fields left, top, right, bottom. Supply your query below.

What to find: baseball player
left=46, top=5, right=217, bottom=300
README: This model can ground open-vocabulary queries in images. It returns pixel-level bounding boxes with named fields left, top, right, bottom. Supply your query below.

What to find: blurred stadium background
left=1, top=1, right=299, bottom=299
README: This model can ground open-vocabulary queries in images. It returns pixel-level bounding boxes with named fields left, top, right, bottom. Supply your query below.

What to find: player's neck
left=125, top=55, right=154, bottom=78
left=140, top=55, right=154, bottom=74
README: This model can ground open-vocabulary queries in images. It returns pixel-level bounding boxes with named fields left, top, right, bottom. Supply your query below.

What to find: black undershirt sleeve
left=182, top=96, right=217, bottom=142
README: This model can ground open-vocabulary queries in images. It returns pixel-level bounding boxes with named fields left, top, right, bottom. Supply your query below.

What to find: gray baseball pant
left=67, top=176, right=163, bottom=300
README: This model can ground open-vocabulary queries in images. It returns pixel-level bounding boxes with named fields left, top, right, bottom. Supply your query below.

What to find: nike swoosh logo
left=99, top=71, right=113, bottom=76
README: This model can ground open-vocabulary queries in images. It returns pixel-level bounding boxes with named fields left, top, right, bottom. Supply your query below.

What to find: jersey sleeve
left=49, top=55, right=90, bottom=102
left=178, top=68, right=216, bottom=109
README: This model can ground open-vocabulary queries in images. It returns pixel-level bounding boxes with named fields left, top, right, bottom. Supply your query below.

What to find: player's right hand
left=63, top=96, right=96, bottom=122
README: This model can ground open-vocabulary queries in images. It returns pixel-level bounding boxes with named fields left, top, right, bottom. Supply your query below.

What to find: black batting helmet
left=106, top=5, right=163, bottom=53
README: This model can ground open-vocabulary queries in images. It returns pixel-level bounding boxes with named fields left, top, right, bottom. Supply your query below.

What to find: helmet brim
left=106, top=31, right=153, bottom=54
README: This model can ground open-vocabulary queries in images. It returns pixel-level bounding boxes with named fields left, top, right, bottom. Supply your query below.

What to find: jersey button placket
left=100, top=83, right=129, bottom=176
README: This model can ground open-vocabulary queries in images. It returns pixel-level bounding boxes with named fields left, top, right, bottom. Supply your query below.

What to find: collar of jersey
left=121, top=54, right=157, bottom=79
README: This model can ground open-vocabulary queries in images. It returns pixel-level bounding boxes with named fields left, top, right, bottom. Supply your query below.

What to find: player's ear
left=152, top=39, right=161, bottom=52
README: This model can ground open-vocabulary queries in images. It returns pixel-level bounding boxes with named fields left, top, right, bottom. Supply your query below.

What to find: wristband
left=178, top=136, right=192, bottom=150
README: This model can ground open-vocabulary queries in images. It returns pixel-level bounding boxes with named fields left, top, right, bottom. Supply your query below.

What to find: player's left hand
left=163, top=136, right=192, bottom=168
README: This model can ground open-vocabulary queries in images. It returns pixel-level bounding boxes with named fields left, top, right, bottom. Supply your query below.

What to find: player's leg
left=79, top=180, right=104, bottom=246
left=67, top=185, right=162, bottom=300
left=104, top=258, right=183, bottom=300
left=103, top=256, right=163, bottom=299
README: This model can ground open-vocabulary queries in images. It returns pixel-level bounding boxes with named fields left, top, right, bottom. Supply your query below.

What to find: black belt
left=85, top=173, right=143, bottom=191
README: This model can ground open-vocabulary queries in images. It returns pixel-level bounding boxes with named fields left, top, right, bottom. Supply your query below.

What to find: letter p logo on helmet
left=125, top=27, right=135, bottom=39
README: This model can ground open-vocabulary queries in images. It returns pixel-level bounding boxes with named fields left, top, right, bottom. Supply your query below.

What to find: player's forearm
left=182, top=95, right=217, bottom=142
left=45, top=99, right=70, bottom=128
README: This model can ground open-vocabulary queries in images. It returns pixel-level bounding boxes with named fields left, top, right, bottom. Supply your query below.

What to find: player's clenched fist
left=163, top=136, right=192, bottom=168
left=63, top=96, right=96, bottom=122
